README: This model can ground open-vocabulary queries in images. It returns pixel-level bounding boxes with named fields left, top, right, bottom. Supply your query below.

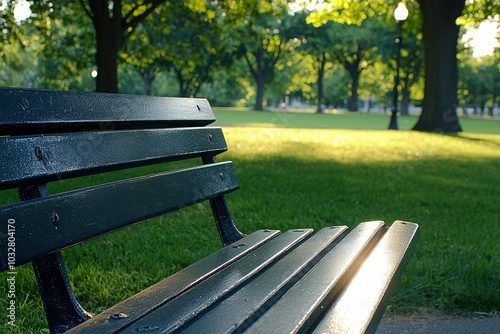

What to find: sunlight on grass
left=220, top=127, right=500, bottom=163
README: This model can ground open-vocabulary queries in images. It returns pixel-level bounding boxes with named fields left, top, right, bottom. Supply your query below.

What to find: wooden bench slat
left=311, top=221, right=420, bottom=334
left=242, top=221, right=387, bottom=334
left=115, top=229, right=314, bottom=334
left=0, top=162, right=238, bottom=270
left=66, top=229, right=281, bottom=334
left=0, top=88, right=214, bottom=135
left=0, top=127, right=227, bottom=190
left=179, top=226, right=349, bottom=334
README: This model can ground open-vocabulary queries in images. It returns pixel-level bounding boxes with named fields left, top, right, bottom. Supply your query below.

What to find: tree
left=121, top=22, right=167, bottom=95
left=360, top=62, right=394, bottom=112
left=122, top=2, right=224, bottom=97
left=1, top=2, right=96, bottom=91
left=222, top=0, right=292, bottom=110
left=411, top=0, right=464, bottom=131
left=328, top=19, right=383, bottom=111
left=37, top=5, right=95, bottom=91
left=378, top=19, right=425, bottom=115
left=459, top=53, right=500, bottom=115
left=204, top=61, right=251, bottom=106
left=323, top=66, right=351, bottom=109
left=159, top=4, right=232, bottom=97
left=398, top=33, right=424, bottom=115
left=305, top=0, right=499, bottom=132
left=2, top=0, right=173, bottom=93
left=284, top=12, right=335, bottom=113
left=0, top=33, right=38, bottom=88
left=77, top=0, right=170, bottom=93
left=268, top=48, right=318, bottom=108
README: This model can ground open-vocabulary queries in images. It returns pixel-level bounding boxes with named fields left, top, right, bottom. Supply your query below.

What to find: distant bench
left=0, top=88, right=419, bottom=334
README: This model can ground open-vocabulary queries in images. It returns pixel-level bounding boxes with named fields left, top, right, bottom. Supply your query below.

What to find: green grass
left=213, top=107, right=500, bottom=134
left=1, top=111, right=499, bottom=332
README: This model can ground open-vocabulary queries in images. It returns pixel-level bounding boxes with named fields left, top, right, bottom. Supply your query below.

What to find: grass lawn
left=213, top=107, right=500, bottom=134
left=1, top=110, right=499, bottom=332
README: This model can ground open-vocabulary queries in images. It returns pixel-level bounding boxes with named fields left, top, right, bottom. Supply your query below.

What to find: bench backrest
left=0, top=88, right=243, bottom=270
left=0, top=88, right=244, bottom=331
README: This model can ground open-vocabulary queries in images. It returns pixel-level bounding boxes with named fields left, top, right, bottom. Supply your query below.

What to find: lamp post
left=388, top=2, right=409, bottom=130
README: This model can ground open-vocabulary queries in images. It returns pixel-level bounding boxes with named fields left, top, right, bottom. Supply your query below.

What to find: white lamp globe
left=394, top=2, right=409, bottom=22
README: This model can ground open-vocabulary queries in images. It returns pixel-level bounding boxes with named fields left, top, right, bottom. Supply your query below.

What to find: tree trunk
left=140, top=68, right=155, bottom=95
left=174, top=68, right=188, bottom=97
left=85, top=0, right=166, bottom=93
left=401, top=80, right=410, bottom=116
left=95, top=29, right=120, bottom=93
left=88, top=1, right=123, bottom=93
left=244, top=48, right=268, bottom=111
left=243, top=42, right=282, bottom=111
left=316, top=52, right=327, bottom=113
left=347, top=68, right=359, bottom=111
left=254, top=73, right=266, bottom=111
left=413, top=0, right=464, bottom=132
left=348, top=80, right=358, bottom=111
left=342, top=56, right=361, bottom=112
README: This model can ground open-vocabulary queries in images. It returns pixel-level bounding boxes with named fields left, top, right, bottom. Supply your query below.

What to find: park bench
left=0, top=87, right=419, bottom=334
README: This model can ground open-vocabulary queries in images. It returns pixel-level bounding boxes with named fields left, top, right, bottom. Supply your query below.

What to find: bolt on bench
left=0, top=88, right=419, bottom=334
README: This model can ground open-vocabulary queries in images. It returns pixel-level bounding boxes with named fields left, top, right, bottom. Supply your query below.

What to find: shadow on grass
left=443, top=132, right=500, bottom=148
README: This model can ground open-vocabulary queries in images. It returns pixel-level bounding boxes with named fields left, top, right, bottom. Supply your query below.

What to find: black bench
left=0, top=88, right=419, bottom=334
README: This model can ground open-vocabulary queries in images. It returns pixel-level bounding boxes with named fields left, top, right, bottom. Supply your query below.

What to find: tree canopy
left=1, top=0, right=498, bottom=129
left=304, top=0, right=499, bottom=131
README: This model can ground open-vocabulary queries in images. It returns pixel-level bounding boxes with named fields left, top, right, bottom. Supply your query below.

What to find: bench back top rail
left=0, top=88, right=214, bottom=135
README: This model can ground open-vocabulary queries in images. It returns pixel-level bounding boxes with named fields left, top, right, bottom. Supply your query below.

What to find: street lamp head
left=394, top=2, right=409, bottom=22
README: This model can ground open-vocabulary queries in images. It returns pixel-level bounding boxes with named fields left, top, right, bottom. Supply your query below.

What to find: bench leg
left=208, top=195, right=245, bottom=246
left=202, top=156, right=245, bottom=246
left=32, top=253, right=92, bottom=334
left=19, top=185, right=91, bottom=333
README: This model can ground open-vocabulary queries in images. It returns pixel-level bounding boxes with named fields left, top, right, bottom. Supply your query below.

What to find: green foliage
left=220, top=0, right=293, bottom=109
left=359, top=62, right=393, bottom=109
left=0, top=33, right=37, bottom=87
left=276, top=52, right=318, bottom=99
left=305, top=0, right=379, bottom=26
left=123, top=1, right=226, bottom=96
left=304, top=0, right=497, bottom=131
left=458, top=53, right=500, bottom=112
left=460, top=0, right=500, bottom=25
left=0, top=1, right=19, bottom=49
left=0, top=0, right=496, bottom=117
left=323, top=66, right=351, bottom=107
left=196, top=58, right=252, bottom=107
left=285, top=10, right=399, bottom=112
left=377, top=23, right=425, bottom=112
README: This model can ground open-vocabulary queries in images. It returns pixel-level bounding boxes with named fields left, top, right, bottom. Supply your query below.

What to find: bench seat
left=67, top=221, right=418, bottom=334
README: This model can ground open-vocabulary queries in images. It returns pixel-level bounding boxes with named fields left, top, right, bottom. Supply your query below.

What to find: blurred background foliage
left=0, top=0, right=498, bottom=123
